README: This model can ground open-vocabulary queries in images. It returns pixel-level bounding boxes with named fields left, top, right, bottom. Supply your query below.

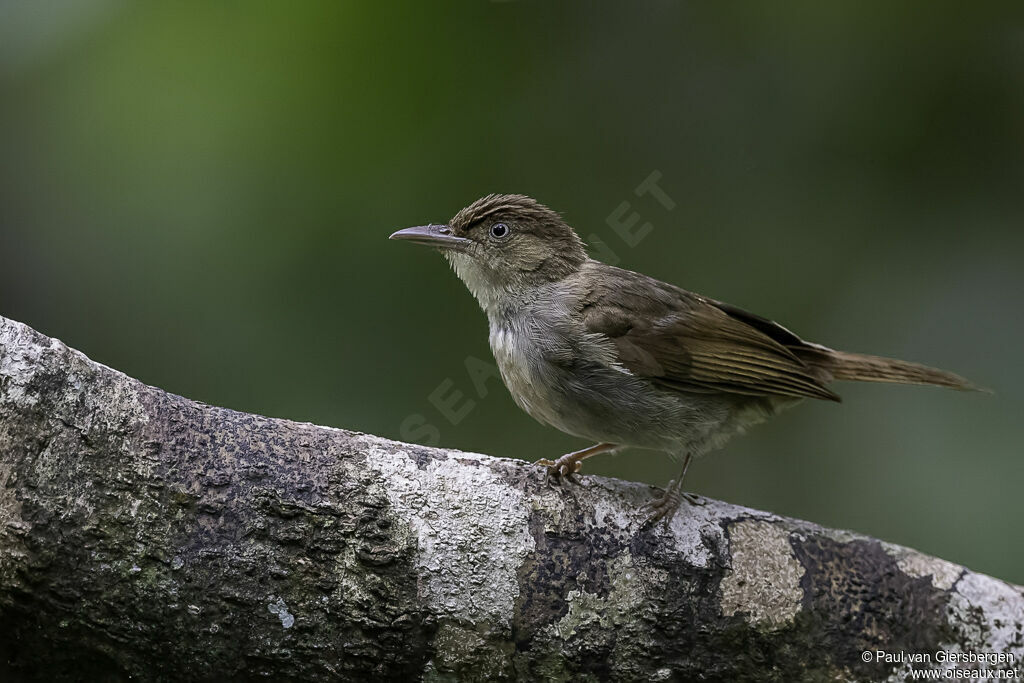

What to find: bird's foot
left=642, top=480, right=704, bottom=527
left=642, top=480, right=682, bottom=526
left=535, top=455, right=584, bottom=486
left=682, top=492, right=706, bottom=506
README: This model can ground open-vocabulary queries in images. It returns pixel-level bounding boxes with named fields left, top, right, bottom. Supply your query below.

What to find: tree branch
left=0, top=315, right=1021, bottom=682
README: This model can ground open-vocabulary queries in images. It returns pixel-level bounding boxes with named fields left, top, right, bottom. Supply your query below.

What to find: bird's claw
left=641, top=481, right=703, bottom=527
left=535, top=457, right=583, bottom=487
left=681, top=492, right=706, bottom=506
left=641, top=479, right=680, bottom=526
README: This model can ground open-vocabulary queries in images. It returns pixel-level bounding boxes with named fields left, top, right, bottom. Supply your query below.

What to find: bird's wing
left=578, top=264, right=840, bottom=402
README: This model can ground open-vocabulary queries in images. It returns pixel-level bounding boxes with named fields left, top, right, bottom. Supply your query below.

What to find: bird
left=389, top=194, right=981, bottom=524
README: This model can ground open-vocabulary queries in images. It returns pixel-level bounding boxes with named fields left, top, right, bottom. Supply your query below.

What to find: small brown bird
left=391, top=194, right=980, bottom=524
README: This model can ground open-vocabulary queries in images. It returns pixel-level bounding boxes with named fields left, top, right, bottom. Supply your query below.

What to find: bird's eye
left=490, top=223, right=511, bottom=240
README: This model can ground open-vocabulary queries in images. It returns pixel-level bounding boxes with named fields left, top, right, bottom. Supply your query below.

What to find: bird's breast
left=486, top=313, right=685, bottom=448
left=488, top=317, right=573, bottom=427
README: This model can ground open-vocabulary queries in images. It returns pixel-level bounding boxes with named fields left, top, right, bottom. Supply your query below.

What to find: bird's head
left=390, top=194, right=586, bottom=310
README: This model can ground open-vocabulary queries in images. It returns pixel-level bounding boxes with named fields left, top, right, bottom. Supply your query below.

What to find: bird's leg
left=536, top=443, right=620, bottom=486
left=643, top=453, right=704, bottom=525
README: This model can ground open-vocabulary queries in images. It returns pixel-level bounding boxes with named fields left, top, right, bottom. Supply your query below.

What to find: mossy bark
left=0, top=315, right=1021, bottom=682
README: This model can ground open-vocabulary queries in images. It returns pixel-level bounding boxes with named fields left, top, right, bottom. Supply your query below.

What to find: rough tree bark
left=0, top=314, right=1021, bottom=682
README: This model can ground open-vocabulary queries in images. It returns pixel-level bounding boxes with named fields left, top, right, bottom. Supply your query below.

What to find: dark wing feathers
left=579, top=264, right=840, bottom=402
left=707, top=299, right=808, bottom=348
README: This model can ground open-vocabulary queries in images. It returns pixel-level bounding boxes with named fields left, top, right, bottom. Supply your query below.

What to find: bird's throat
left=444, top=251, right=555, bottom=315
left=444, top=251, right=507, bottom=312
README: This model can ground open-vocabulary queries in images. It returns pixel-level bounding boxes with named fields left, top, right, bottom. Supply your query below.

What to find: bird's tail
left=799, top=347, right=986, bottom=392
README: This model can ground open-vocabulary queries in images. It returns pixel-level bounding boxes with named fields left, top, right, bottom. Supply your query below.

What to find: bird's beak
left=389, top=224, right=472, bottom=253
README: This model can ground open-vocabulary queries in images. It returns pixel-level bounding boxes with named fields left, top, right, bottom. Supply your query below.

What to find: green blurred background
left=1, top=2, right=1021, bottom=582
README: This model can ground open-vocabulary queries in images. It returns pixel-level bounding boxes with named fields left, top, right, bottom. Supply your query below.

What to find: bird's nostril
left=439, top=227, right=451, bottom=234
